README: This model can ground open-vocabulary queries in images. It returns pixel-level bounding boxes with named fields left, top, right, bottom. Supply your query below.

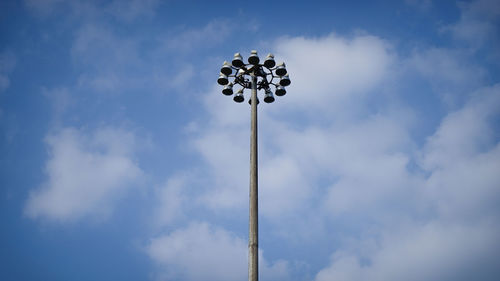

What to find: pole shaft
left=248, top=74, right=258, bottom=281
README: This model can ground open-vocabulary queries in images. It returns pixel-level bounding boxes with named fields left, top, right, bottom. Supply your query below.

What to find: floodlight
left=279, top=74, right=291, bottom=86
left=218, top=50, right=289, bottom=106
left=275, top=62, right=287, bottom=76
left=263, top=88, right=275, bottom=103
left=220, top=61, right=232, bottom=76
left=217, top=73, right=229, bottom=85
left=232, top=53, right=244, bottom=67
left=222, top=83, right=233, bottom=95
left=248, top=50, right=260, bottom=65
left=233, top=88, right=244, bottom=103
left=275, top=85, right=286, bottom=96
left=263, top=53, right=275, bottom=68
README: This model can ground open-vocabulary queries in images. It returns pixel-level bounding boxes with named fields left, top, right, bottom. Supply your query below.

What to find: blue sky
left=1, top=0, right=500, bottom=280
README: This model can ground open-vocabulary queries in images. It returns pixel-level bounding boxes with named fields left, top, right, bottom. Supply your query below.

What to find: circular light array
left=217, top=50, right=290, bottom=104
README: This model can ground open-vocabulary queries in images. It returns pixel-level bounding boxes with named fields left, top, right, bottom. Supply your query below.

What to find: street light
left=217, top=51, right=291, bottom=281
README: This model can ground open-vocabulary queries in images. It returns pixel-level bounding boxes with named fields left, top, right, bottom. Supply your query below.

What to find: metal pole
left=248, top=73, right=258, bottom=281
left=218, top=52, right=289, bottom=281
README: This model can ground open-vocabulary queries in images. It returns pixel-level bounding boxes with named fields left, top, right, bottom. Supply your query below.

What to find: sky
left=1, top=0, right=500, bottom=280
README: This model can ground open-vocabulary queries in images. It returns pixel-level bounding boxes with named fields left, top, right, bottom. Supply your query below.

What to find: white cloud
left=420, top=84, right=500, bottom=170
left=407, top=47, right=486, bottom=105
left=259, top=153, right=311, bottom=217
left=315, top=221, right=500, bottom=281
left=153, top=176, right=186, bottom=227
left=147, top=222, right=289, bottom=281
left=314, top=84, right=500, bottom=281
left=193, top=126, right=249, bottom=210
left=259, top=112, right=417, bottom=220
left=410, top=48, right=484, bottom=88
left=24, top=127, right=143, bottom=222
left=273, top=33, right=394, bottom=113
left=420, top=84, right=500, bottom=220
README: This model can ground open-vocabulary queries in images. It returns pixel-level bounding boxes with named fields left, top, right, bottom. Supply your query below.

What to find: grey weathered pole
left=217, top=51, right=290, bottom=281
left=248, top=73, right=259, bottom=281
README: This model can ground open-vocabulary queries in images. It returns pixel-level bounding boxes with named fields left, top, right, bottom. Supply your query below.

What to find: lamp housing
left=279, top=74, right=291, bottom=86
left=233, top=89, right=244, bottom=103
left=248, top=50, right=260, bottom=65
left=263, top=88, right=275, bottom=103
left=232, top=53, right=244, bottom=68
left=220, top=61, right=232, bottom=76
left=263, top=53, right=276, bottom=68
left=275, top=85, right=286, bottom=96
left=275, top=62, right=287, bottom=76
left=217, top=73, right=229, bottom=85
left=222, top=83, right=233, bottom=95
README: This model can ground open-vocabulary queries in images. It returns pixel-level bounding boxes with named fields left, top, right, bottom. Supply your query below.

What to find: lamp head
left=232, top=53, right=244, bottom=68
left=220, top=61, right=232, bottom=76
left=263, top=53, right=276, bottom=68
left=233, top=88, right=244, bottom=103
left=222, top=83, right=233, bottom=96
left=275, top=62, right=287, bottom=76
left=275, top=85, right=286, bottom=96
left=263, top=88, right=275, bottom=103
left=279, top=74, right=291, bottom=86
left=217, top=73, right=229, bottom=85
left=248, top=50, right=260, bottom=65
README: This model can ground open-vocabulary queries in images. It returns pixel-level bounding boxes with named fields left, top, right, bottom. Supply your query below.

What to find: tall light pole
left=217, top=51, right=290, bottom=281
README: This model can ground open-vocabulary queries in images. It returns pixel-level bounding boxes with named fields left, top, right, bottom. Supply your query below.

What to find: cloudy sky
left=1, top=0, right=500, bottom=280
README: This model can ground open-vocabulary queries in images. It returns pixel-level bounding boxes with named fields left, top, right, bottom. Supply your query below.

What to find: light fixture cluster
left=217, top=50, right=290, bottom=104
